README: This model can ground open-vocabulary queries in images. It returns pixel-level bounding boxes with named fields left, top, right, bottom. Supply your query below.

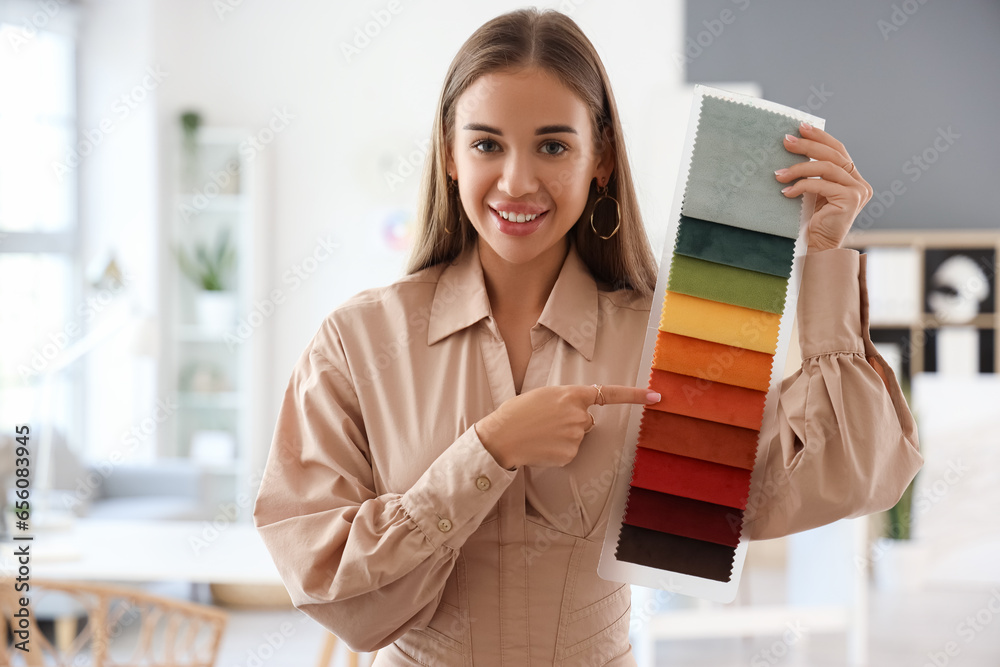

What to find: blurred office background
left=0, top=0, right=997, bottom=664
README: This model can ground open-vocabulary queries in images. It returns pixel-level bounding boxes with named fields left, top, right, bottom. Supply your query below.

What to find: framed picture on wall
left=923, top=247, right=996, bottom=320
left=845, top=231, right=1000, bottom=383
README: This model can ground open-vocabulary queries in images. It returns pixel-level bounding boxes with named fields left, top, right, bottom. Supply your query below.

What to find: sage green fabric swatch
left=681, top=95, right=809, bottom=239
left=668, top=254, right=789, bottom=314
left=675, top=215, right=795, bottom=278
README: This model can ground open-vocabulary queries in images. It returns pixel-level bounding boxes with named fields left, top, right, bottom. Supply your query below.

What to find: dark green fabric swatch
left=681, top=95, right=809, bottom=239
left=668, top=254, right=789, bottom=314
left=676, top=215, right=795, bottom=278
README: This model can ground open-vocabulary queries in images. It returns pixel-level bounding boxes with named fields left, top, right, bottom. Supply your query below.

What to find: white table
left=0, top=517, right=283, bottom=586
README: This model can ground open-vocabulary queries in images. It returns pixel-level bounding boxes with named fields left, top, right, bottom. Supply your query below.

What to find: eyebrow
left=461, top=123, right=578, bottom=136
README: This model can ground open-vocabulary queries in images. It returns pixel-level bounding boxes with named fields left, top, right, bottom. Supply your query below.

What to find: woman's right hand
left=474, top=385, right=661, bottom=470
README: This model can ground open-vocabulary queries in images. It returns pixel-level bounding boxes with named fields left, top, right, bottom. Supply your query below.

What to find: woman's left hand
left=774, top=122, right=874, bottom=253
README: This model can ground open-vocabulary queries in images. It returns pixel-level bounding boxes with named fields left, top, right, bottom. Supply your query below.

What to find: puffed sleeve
left=745, top=248, right=923, bottom=540
left=252, top=323, right=518, bottom=652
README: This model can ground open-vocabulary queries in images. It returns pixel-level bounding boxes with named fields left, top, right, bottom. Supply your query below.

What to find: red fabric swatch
left=652, top=330, right=774, bottom=392
left=623, top=485, right=744, bottom=547
left=630, top=447, right=752, bottom=510
left=646, top=368, right=767, bottom=431
left=637, top=408, right=759, bottom=470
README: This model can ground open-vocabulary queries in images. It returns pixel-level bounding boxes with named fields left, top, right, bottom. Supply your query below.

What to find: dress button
left=476, top=476, right=491, bottom=491
left=437, top=518, right=452, bottom=533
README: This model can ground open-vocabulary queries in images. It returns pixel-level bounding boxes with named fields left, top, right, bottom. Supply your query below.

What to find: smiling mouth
left=491, top=207, right=547, bottom=223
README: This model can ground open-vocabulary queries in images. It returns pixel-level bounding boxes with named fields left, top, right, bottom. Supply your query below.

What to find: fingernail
left=800, top=121, right=812, bottom=131
left=784, top=134, right=798, bottom=144
left=774, top=168, right=788, bottom=177
left=646, top=391, right=661, bottom=403
left=781, top=186, right=792, bottom=194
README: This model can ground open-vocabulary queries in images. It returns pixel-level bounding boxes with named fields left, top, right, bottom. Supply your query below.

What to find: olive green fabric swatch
left=681, top=95, right=808, bottom=239
left=668, top=254, right=789, bottom=314
left=675, top=215, right=795, bottom=278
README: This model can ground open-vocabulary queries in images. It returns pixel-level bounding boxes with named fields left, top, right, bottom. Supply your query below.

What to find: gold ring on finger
left=591, top=383, right=606, bottom=407
left=843, top=160, right=856, bottom=175
left=584, top=410, right=596, bottom=434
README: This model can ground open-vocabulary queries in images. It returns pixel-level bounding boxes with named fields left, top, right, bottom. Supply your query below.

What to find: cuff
left=797, top=248, right=866, bottom=359
left=400, top=424, right=518, bottom=550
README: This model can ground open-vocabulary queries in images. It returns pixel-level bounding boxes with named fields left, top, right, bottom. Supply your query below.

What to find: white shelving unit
left=160, top=125, right=269, bottom=513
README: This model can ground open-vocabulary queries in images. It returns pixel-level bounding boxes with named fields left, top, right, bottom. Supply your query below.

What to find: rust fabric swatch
left=646, top=368, right=767, bottom=431
left=636, top=408, right=759, bottom=470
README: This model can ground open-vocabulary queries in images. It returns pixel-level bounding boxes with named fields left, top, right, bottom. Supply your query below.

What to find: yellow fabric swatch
left=658, top=291, right=781, bottom=354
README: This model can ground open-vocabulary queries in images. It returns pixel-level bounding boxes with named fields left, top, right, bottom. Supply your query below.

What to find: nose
left=497, top=150, right=539, bottom=198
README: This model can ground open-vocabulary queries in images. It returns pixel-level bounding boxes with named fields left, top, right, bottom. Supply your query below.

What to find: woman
left=253, top=8, right=922, bottom=666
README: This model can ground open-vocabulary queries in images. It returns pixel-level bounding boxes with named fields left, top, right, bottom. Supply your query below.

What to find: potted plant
left=872, top=376, right=925, bottom=590
left=180, top=110, right=202, bottom=191
left=173, top=227, right=237, bottom=333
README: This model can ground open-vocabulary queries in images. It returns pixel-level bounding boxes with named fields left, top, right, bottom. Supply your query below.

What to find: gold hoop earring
left=590, top=183, right=620, bottom=240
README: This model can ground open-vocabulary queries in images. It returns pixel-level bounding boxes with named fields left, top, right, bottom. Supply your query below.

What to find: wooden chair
left=0, top=578, right=228, bottom=666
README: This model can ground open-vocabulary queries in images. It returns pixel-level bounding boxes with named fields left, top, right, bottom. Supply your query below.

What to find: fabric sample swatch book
left=599, top=85, right=824, bottom=602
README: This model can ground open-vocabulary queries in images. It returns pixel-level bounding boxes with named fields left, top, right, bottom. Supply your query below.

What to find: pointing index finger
left=594, top=384, right=661, bottom=406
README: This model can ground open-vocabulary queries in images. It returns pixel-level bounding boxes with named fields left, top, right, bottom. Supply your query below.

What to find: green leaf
left=173, top=227, right=238, bottom=291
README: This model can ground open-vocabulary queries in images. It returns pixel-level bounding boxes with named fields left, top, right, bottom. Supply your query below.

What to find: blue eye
left=541, top=141, right=567, bottom=156
left=472, top=138, right=499, bottom=153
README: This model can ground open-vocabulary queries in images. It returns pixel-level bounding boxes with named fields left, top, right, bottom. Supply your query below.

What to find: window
left=0, top=13, right=81, bottom=454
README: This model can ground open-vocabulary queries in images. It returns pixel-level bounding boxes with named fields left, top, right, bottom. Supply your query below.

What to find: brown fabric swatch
left=615, top=524, right=735, bottom=582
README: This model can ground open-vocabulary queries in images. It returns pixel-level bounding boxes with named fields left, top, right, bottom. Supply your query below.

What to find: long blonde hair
left=405, top=8, right=657, bottom=297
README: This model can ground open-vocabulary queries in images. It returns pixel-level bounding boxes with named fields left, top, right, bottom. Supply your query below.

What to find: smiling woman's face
left=447, top=66, right=613, bottom=269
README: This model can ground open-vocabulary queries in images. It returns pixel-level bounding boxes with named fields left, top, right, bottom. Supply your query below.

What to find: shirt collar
left=427, top=237, right=599, bottom=361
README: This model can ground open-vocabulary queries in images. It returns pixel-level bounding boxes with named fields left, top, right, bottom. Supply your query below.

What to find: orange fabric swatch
left=659, top=290, right=781, bottom=354
left=637, top=408, right=759, bottom=470
left=630, top=447, right=751, bottom=510
left=652, top=330, right=775, bottom=392
left=646, top=368, right=767, bottom=431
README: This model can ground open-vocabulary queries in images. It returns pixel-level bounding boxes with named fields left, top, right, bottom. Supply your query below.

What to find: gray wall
left=684, top=0, right=999, bottom=231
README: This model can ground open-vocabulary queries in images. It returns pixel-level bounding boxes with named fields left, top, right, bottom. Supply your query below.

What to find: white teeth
left=496, top=209, right=540, bottom=223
